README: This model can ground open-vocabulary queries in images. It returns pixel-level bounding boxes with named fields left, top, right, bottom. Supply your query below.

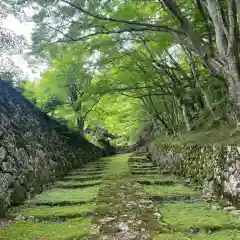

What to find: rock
left=15, top=215, right=26, bottom=221
left=184, top=178, right=191, bottom=184
left=229, top=166, right=236, bottom=174
left=185, top=227, right=200, bottom=234
left=236, top=161, right=240, bottom=170
left=211, top=205, right=221, bottom=210
left=27, top=216, right=35, bottom=222
left=99, top=217, right=115, bottom=224
left=10, top=181, right=27, bottom=205
left=100, top=225, right=121, bottom=234
left=153, top=212, right=162, bottom=219
left=223, top=206, right=236, bottom=211
left=118, top=222, right=129, bottom=231
left=229, top=210, right=240, bottom=215
left=218, top=199, right=232, bottom=207
left=0, top=146, right=7, bottom=163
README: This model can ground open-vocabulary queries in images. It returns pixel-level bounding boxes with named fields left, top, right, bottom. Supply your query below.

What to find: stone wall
left=143, top=142, right=240, bottom=202
left=0, top=80, right=104, bottom=216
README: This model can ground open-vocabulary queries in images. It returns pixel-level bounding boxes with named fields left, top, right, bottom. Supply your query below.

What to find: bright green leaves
left=86, top=93, right=142, bottom=145
left=18, top=0, right=231, bottom=143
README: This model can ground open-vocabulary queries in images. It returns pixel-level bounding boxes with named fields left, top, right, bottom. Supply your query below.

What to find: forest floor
left=1, top=153, right=240, bottom=239
left=154, top=124, right=240, bottom=145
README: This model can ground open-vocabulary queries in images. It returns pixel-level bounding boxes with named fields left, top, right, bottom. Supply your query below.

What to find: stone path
left=1, top=153, right=240, bottom=239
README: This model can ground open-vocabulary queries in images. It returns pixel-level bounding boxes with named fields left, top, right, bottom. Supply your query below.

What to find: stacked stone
left=0, top=80, right=103, bottom=216
left=142, top=141, right=240, bottom=204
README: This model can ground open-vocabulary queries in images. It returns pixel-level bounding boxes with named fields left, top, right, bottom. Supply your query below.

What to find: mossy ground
left=130, top=154, right=240, bottom=239
left=154, top=124, right=240, bottom=145
left=144, top=184, right=199, bottom=197
left=154, top=230, right=240, bottom=240
left=0, top=218, right=90, bottom=240
left=1, top=153, right=240, bottom=240
left=0, top=157, right=110, bottom=240
left=62, top=174, right=103, bottom=180
left=27, top=186, right=99, bottom=205
left=161, top=201, right=240, bottom=231
left=89, top=153, right=161, bottom=239
left=55, top=179, right=102, bottom=188
left=10, top=203, right=94, bottom=219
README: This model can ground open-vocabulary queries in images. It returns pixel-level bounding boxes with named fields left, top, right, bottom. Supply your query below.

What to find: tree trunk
left=236, top=0, right=240, bottom=34
left=162, top=0, right=206, bottom=57
left=171, top=95, right=179, bottom=134
left=203, top=0, right=240, bottom=109
left=181, top=103, right=191, bottom=131
left=164, top=0, right=240, bottom=110
left=175, top=92, right=191, bottom=131
left=76, top=115, right=84, bottom=134
left=189, top=59, right=215, bottom=116
left=204, top=0, right=227, bottom=60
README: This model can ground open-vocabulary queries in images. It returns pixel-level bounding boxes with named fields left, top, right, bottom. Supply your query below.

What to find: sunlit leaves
left=17, top=0, right=232, bottom=142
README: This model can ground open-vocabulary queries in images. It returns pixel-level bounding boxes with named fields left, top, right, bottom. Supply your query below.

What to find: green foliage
left=13, top=203, right=94, bottom=219
left=18, top=0, right=240, bottom=144
left=155, top=230, right=240, bottom=240
left=104, top=154, right=132, bottom=176
left=144, top=184, right=199, bottom=197
left=161, top=201, right=240, bottom=231
left=55, top=179, right=102, bottom=188
left=18, top=81, right=38, bottom=103
left=28, top=186, right=99, bottom=204
left=0, top=218, right=90, bottom=240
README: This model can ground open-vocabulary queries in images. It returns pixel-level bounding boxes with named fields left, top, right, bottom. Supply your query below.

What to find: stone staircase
left=1, top=153, right=240, bottom=240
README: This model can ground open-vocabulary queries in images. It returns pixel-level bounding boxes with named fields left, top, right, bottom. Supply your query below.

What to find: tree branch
left=162, top=0, right=206, bottom=57
left=228, top=0, right=236, bottom=51
left=205, top=0, right=229, bottom=60
left=196, top=0, right=214, bottom=56
left=61, top=0, right=184, bottom=35
left=236, top=0, right=240, bottom=34
left=55, top=27, right=164, bottom=43
left=82, top=95, right=104, bottom=119
left=120, top=92, right=170, bottom=99
left=101, top=86, right=159, bottom=94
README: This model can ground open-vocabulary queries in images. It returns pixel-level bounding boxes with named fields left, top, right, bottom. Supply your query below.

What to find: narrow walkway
left=1, top=153, right=240, bottom=239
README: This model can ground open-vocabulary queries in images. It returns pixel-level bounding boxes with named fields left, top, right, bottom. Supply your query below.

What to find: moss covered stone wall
left=142, top=142, right=240, bottom=200
left=0, top=80, right=104, bottom=216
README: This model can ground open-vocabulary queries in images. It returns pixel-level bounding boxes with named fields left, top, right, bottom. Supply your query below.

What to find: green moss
left=69, top=170, right=104, bottom=175
left=154, top=230, right=240, bottom=240
left=104, top=154, right=131, bottom=176
left=1, top=155, right=139, bottom=240
left=90, top=154, right=162, bottom=236
left=131, top=169, right=159, bottom=174
left=0, top=218, right=90, bottom=240
left=153, top=124, right=240, bottom=145
left=78, top=167, right=104, bottom=171
left=137, top=174, right=178, bottom=181
left=161, top=201, right=240, bottom=231
left=144, top=184, right=199, bottom=197
left=63, top=173, right=103, bottom=180
left=154, top=232, right=187, bottom=240
left=55, top=179, right=102, bottom=188
left=131, top=167, right=158, bottom=170
left=11, top=203, right=94, bottom=219
left=93, top=179, right=161, bottom=233
left=129, top=163, right=154, bottom=167
left=28, top=186, right=99, bottom=204
left=130, top=165, right=155, bottom=169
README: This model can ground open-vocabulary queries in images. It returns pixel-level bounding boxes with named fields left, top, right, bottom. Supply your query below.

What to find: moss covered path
left=1, top=153, right=240, bottom=239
